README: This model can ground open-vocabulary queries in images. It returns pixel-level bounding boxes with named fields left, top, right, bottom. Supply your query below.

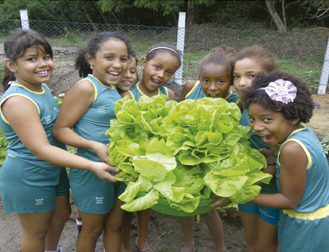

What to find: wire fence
left=0, top=18, right=328, bottom=89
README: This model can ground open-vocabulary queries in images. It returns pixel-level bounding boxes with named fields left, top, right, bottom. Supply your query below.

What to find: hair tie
left=258, top=79, right=297, bottom=104
left=147, top=47, right=179, bottom=57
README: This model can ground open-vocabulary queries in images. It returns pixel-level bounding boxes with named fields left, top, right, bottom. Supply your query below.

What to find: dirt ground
left=0, top=46, right=328, bottom=252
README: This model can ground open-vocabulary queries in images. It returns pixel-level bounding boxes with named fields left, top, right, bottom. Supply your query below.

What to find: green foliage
left=0, top=61, right=4, bottom=83
left=219, top=203, right=239, bottom=219
left=0, top=0, right=52, bottom=20
left=321, top=136, right=329, bottom=155
left=53, top=96, right=63, bottom=108
left=0, top=128, right=8, bottom=168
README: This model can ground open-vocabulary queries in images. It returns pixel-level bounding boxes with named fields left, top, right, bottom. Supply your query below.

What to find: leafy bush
left=0, top=128, right=8, bottom=167
left=321, top=136, right=329, bottom=155
left=53, top=96, right=63, bottom=107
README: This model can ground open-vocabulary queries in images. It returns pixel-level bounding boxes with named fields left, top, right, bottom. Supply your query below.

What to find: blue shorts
left=115, top=181, right=127, bottom=197
left=238, top=202, right=280, bottom=225
left=0, top=155, right=69, bottom=214
left=70, top=168, right=118, bottom=214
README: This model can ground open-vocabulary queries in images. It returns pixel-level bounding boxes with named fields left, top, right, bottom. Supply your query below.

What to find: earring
left=142, top=66, right=144, bottom=70
left=90, top=65, right=93, bottom=69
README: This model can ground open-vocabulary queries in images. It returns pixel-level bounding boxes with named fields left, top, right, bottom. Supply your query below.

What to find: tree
left=265, top=0, right=287, bottom=32
left=298, top=0, right=329, bottom=21
left=98, top=0, right=215, bottom=26
left=0, top=0, right=56, bottom=20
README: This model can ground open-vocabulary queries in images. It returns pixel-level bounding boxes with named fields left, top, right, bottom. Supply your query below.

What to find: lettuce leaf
left=108, top=95, right=272, bottom=213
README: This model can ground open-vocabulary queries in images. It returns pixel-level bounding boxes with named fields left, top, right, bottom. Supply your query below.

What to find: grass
left=0, top=28, right=325, bottom=90
left=0, top=61, right=4, bottom=82
left=276, top=59, right=322, bottom=86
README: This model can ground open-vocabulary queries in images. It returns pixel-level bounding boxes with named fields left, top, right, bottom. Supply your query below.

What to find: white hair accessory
left=147, top=47, right=179, bottom=57
left=259, top=79, right=297, bottom=104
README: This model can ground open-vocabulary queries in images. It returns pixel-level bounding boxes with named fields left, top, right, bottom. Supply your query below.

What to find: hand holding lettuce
left=106, top=95, right=272, bottom=213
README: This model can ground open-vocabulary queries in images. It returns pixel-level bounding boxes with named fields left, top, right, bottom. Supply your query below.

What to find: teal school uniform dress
left=184, top=81, right=238, bottom=103
left=128, top=81, right=169, bottom=101
left=0, top=83, right=69, bottom=214
left=238, top=108, right=279, bottom=225
left=275, top=125, right=329, bottom=252
left=69, top=75, right=122, bottom=214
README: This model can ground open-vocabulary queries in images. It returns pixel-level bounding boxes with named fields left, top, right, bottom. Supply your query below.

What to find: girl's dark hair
left=2, top=28, right=53, bottom=92
left=145, top=43, right=182, bottom=69
left=75, top=32, right=131, bottom=78
left=129, top=48, right=138, bottom=65
left=199, top=45, right=237, bottom=83
left=129, top=48, right=139, bottom=80
left=236, top=45, right=277, bottom=73
left=241, top=70, right=314, bottom=123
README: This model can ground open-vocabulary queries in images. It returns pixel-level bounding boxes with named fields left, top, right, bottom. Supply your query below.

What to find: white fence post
left=20, top=10, right=29, bottom=29
left=318, top=36, right=329, bottom=94
left=176, top=12, right=186, bottom=86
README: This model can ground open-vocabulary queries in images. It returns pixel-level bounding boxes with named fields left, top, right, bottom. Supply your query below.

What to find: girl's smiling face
left=7, top=45, right=53, bottom=92
left=116, top=57, right=137, bottom=92
left=233, top=58, right=264, bottom=95
left=140, top=51, right=179, bottom=96
left=87, top=38, right=129, bottom=86
left=199, top=63, right=231, bottom=98
left=249, top=102, right=300, bottom=146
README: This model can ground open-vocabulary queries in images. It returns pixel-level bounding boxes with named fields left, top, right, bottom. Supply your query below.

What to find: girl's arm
left=2, top=96, right=118, bottom=182
left=178, top=80, right=196, bottom=102
left=252, top=141, right=307, bottom=209
left=167, top=89, right=175, bottom=100
left=52, top=80, right=112, bottom=166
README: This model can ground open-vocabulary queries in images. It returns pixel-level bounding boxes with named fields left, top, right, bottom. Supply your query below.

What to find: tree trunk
left=265, top=0, right=286, bottom=32
left=281, top=0, right=287, bottom=30
left=94, top=2, right=109, bottom=24
left=110, top=9, right=120, bottom=25
left=85, top=13, right=99, bottom=32
left=186, top=0, right=194, bottom=27
left=171, top=11, right=178, bottom=26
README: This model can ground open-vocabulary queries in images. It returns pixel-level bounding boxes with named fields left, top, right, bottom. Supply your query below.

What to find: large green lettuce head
left=108, top=96, right=272, bottom=213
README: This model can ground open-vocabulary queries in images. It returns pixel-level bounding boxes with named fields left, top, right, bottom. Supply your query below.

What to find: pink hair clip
left=259, top=79, right=297, bottom=104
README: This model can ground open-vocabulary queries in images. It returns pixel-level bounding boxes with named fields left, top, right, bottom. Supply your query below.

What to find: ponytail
left=75, top=48, right=91, bottom=78
left=75, top=31, right=131, bottom=78
left=2, top=66, right=15, bottom=92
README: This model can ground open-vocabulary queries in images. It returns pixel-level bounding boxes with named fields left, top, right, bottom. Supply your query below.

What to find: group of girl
left=0, top=27, right=328, bottom=252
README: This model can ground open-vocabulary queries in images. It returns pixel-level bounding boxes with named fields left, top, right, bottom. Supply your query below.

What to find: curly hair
left=241, top=70, right=314, bottom=123
left=198, top=45, right=237, bottom=82
left=75, top=32, right=131, bottom=78
left=236, top=45, right=277, bottom=73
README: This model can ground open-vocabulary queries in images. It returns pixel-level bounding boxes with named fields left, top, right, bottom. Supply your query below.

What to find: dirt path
left=0, top=196, right=246, bottom=252
left=306, top=94, right=329, bottom=139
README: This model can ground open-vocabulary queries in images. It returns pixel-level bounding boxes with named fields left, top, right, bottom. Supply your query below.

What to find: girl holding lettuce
left=178, top=45, right=237, bottom=252
left=120, top=44, right=181, bottom=252
left=52, top=32, right=131, bottom=252
left=241, top=70, right=329, bottom=252
left=232, top=45, right=280, bottom=252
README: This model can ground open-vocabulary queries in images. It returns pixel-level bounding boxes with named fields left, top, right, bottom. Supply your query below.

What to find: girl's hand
left=90, top=142, right=112, bottom=165
left=208, top=194, right=232, bottom=208
left=259, top=148, right=276, bottom=165
left=90, top=162, right=119, bottom=183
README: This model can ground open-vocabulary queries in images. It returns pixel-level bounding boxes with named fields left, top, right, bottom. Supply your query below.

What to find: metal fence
left=0, top=18, right=328, bottom=92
